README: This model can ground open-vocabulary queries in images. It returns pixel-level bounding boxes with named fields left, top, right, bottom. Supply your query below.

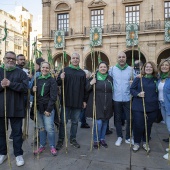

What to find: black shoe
left=106, top=130, right=113, bottom=135
left=80, top=123, right=90, bottom=128
left=100, top=140, right=108, bottom=148
left=56, top=139, right=64, bottom=150
left=163, top=138, right=169, bottom=143
left=93, top=142, right=99, bottom=149
left=70, top=139, right=80, bottom=148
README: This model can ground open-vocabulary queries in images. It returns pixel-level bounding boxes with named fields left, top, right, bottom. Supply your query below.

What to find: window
left=165, top=2, right=170, bottom=20
left=91, top=9, right=104, bottom=27
left=126, top=5, right=139, bottom=24
left=57, top=13, right=69, bottom=32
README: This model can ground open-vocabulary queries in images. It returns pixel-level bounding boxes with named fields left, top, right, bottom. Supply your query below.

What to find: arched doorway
left=84, top=51, right=109, bottom=72
left=125, top=50, right=146, bottom=66
left=54, top=53, right=71, bottom=72
left=157, top=48, right=170, bottom=65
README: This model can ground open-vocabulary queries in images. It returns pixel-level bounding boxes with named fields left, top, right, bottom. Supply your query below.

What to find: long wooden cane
left=4, top=67, right=12, bottom=169
left=138, top=47, right=149, bottom=156
left=129, top=45, right=134, bottom=170
left=61, top=51, right=68, bottom=153
left=90, top=48, right=95, bottom=151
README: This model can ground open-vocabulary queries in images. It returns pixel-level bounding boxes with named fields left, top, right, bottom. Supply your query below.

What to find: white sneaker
left=115, top=137, right=123, bottom=146
left=163, top=153, right=169, bottom=160
left=166, top=148, right=170, bottom=152
left=132, top=144, right=140, bottom=152
left=0, top=155, right=7, bottom=164
left=16, top=155, right=24, bottom=167
left=125, top=139, right=134, bottom=145
left=142, top=144, right=150, bottom=152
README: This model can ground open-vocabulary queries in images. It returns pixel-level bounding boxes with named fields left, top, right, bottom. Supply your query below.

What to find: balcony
left=50, top=20, right=165, bottom=39
left=51, top=28, right=73, bottom=38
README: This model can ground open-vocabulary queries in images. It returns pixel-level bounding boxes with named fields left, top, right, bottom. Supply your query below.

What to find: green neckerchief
left=97, top=72, right=108, bottom=81
left=144, top=74, right=153, bottom=78
left=41, top=83, right=46, bottom=96
left=38, top=73, right=51, bottom=80
left=0, top=64, right=16, bottom=71
left=160, top=73, right=169, bottom=80
left=69, top=64, right=80, bottom=70
left=116, top=63, right=128, bottom=70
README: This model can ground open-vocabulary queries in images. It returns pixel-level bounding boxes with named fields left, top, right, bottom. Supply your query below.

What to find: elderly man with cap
left=56, top=52, right=86, bottom=150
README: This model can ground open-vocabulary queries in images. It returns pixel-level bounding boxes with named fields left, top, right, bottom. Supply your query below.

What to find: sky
left=0, top=0, right=42, bottom=22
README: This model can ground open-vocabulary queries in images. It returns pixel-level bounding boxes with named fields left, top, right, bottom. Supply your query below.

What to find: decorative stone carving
left=55, top=2, right=71, bottom=12
left=75, top=0, right=84, bottom=2
left=88, top=0, right=107, bottom=8
left=42, top=0, right=51, bottom=7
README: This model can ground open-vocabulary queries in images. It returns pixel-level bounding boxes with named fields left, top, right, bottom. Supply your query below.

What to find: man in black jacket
left=56, top=52, right=86, bottom=150
left=0, top=51, right=28, bottom=166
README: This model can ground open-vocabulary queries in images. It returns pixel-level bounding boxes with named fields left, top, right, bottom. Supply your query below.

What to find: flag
left=36, top=49, right=42, bottom=58
left=126, top=23, right=138, bottom=46
left=63, top=51, right=67, bottom=62
left=2, top=21, right=7, bottom=41
left=165, top=21, right=170, bottom=42
left=54, top=30, right=65, bottom=48
left=32, top=42, right=36, bottom=46
left=90, top=27, right=102, bottom=47
left=47, top=48, right=53, bottom=67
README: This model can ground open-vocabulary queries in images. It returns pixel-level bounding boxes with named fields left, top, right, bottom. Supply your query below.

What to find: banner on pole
left=90, top=27, right=102, bottom=47
left=126, top=23, right=138, bottom=46
left=54, top=30, right=65, bottom=48
left=165, top=21, right=170, bottom=42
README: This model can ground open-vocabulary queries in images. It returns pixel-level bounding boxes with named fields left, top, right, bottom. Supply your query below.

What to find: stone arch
left=124, top=49, right=146, bottom=66
left=53, top=52, right=71, bottom=72
left=84, top=51, right=110, bottom=72
left=55, top=2, right=71, bottom=12
left=157, top=47, right=170, bottom=65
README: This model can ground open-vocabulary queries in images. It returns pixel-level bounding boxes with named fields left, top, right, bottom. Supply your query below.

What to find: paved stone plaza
left=1, top=119, right=170, bottom=170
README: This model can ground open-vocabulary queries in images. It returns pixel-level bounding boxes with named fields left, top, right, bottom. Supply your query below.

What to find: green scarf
left=38, top=73, right=51, bottom=80
left=160, top=73, right=169, bottom=80
left=116, top=63, right=128, bottom=70
left=97, top=72, right=108, bottom=81
left=38, top=73, right=51, bottom=96
left=69, top=64, right=80, bottom=70
left=41, top=83, right=46, bottom=96
left=144, top=74, right=153, bottom=78
left=0, top=64, right=16, bottom=71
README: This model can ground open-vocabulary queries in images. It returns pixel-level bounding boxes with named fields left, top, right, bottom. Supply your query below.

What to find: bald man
left=109, top=51, right=134, bottom=147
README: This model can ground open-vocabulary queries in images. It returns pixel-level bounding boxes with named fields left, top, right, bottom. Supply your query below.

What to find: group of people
left=0, top=50, right=170, bottom=167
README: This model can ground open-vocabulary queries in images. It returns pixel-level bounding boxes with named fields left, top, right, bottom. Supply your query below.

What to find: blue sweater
left=158, top=78, right=170, bottom=115
left=130, top=77, right=159, bottom=112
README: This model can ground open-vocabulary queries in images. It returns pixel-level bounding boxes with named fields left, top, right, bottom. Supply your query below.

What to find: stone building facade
left=40, top=0, right=170, bottom=70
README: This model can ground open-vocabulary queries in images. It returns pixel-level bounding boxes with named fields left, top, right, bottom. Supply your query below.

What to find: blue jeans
left=133, top=111, right=157, bottom=144
left=37, top=110, right=55, bottom=147
left=0, top=118, right=23, bottom=157
left=113, top=101, right=131, bottom=139
left=58, top=107, right=81, bottom=140
left=79, top=108, right=87, bottom=125
left=93, top=119, right=108, bottom=142
left=160, top=101, right=170, bottom=134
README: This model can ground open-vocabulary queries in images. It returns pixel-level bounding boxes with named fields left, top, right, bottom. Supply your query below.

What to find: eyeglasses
left=5, top=57, right=16, bottom=61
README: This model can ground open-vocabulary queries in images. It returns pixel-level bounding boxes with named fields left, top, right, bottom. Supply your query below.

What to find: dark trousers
left=79, top=108, right=87, bottom=126
left=113, top=101, right=131, bottom=139
left=0, top=117, right=23, bottom=157
left=133, top=111, right=157, bottom=144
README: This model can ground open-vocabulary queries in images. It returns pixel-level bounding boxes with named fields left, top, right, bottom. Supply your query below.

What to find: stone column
left=74, top=0, right=84, bottom=34
left=42, top=0, right=51, bottom=37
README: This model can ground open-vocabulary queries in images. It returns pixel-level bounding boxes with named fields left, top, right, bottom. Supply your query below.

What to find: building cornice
left=122, top=0, right=143, bottom=4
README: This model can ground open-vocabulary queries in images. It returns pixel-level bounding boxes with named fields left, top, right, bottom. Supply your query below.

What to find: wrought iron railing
left=51, top=20, right=165, bottom=38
